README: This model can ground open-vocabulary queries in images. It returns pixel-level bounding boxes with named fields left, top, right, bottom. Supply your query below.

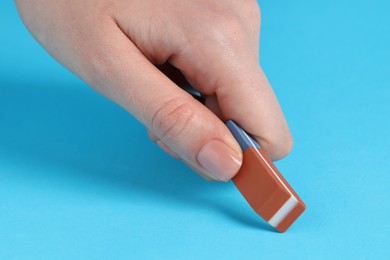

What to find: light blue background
left=1, top=0, right=389, bottom=259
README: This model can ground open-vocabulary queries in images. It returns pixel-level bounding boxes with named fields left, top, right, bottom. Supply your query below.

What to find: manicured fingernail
left=157, top=140, right=180, bottom=159
left=197, top=139, right=242, bottom=181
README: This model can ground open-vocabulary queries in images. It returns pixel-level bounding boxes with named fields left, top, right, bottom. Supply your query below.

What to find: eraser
left=226, top=120, right=306, bottom=232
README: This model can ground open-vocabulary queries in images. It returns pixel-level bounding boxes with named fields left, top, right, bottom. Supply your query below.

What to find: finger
left=148, top=129, right=216, bottom=181
left=209, top=68, right=293, bottom=161
left=170, top=18, right=293, bottom=161
left=81, top=21, right=242, bottom=181
left=148, top=130, right=180, bottom=159
left=183, top=161, right=216, bottom=182
left=147, top=130, right=159, bottom=143
left=156, top=140, right=181, bottom=160
left=148, top=129, right=215, bottom=182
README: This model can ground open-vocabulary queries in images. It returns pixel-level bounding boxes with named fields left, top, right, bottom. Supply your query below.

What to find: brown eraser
left=226, top=120, right=305, bottom=232
left=233, top=147, right=306, bottom=232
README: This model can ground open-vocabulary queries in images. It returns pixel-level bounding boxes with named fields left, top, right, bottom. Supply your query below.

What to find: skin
left=15, top=0, right=293, bottom=182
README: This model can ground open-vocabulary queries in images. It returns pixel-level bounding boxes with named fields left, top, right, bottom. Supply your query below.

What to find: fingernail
left=197, top=139, right=242, bottom=181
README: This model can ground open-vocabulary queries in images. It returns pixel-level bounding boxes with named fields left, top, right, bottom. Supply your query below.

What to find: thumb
left=84, top=24, right=243, bottom=182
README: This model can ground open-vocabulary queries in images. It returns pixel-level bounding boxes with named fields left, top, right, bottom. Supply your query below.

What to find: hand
left=16, top=0, right=293, bottom=181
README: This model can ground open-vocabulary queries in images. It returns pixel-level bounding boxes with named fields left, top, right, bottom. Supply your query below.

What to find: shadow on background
left=0, top=78, right=274, bottom=232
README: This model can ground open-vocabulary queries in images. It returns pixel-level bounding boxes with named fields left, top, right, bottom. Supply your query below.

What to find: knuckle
left=209, top=13, right=246, bottom=47
left=241, top=0, right=261, bottom=21
left=151, top=97, right=196, bottom=141
left=205, top=4, right=260, bottom=51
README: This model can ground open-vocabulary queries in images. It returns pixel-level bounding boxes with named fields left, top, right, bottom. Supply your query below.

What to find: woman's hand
left=16, top=0, right=293, bottom=181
